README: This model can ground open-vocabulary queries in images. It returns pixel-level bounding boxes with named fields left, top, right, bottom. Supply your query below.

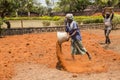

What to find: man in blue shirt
left=65, top=13, right=91, bottom=60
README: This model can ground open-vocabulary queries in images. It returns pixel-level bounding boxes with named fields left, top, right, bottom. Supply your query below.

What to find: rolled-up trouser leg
left=104, top=29, right=107, bottom=44
left=104, top=28, right=111, bottom=44
left=74, top=41, right=87, bottom=55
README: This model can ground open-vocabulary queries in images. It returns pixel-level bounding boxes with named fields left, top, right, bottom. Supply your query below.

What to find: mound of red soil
left=0, top=32, right=120, bottom=80
left=56, top=32, right=120, bottom=73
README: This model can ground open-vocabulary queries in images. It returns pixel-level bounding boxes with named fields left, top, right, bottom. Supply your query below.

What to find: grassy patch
left=5, top=14, right=120, bottom=24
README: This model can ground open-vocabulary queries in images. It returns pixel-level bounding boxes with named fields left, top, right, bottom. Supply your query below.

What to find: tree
left=56, top=0, right=90, bottom=12
left=116, top=1, right=120, bottom=8
left=18, top=0, right=35, bottom=17
left=91, top=0, right=119, bottom=13
left=25, top=0, right=34, bottom=17
left=33, top=2, right=47, bottom=16
left=75, top=0, right=90, bottom=12
left=94, top=0, right=119, bottom=7
left=57, top=0, right=74, bottom=12
left=0, top=0, right=18, bottom=29
left=45, top=0, right=53, bottom=15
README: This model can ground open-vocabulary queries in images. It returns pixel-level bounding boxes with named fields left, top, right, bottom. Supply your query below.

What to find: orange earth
left=0, top=29, right=120, bottom=80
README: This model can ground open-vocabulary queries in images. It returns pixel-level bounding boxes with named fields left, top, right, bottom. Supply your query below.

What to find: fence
left=1, top=23, right=105, bottom=36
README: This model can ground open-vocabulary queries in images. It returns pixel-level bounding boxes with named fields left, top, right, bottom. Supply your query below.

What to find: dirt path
left=11, top=62, right=120, bottom=80
left=87, top=29, right=120, bottom=53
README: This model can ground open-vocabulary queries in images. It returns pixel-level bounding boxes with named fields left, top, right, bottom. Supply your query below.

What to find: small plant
left=82, top=18, right=103, bottom=24
left=52, top=16, right=61, bottom=21
left=112, top=14, right=120, bottom=29
left=0, top=19, right=3, bottom=37
left=41, top=16, right=52, bottom=20
left=42, top=21, right=51, bottom=27
left=54, top=19, right=64, bottom=26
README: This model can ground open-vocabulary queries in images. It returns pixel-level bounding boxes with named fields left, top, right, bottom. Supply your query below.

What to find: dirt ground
left=0, top=29, right=120, bottom=80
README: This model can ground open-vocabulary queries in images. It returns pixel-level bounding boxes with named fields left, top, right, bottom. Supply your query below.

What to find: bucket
left=104, top=7, right=113, bottom=14
left=57, top=32, right=68, bottom=44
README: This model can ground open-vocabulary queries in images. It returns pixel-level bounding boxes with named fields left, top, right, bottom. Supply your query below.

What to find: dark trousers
left=104, top=29, right=111, bottom=44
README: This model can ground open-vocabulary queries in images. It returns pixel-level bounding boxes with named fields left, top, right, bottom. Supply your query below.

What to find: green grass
left=5, top=16, right=61, bottom=21
left=4, top=14, right=120, bottom=24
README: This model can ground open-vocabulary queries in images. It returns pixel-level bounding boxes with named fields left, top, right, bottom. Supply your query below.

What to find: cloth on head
left=66, top=13, right=73, bottom=20
left=106, top=12, right=110, bottom=14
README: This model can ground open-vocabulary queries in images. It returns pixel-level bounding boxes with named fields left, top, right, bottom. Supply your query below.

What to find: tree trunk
left=28, top=11, right=30, bottom=17
left=4, top=21, right=11, bottom=29
left=21, top=20, right=23, bottom=28
left=1, top=11, right=11, bottom=29
left=15, top=10, right=18, bottom=17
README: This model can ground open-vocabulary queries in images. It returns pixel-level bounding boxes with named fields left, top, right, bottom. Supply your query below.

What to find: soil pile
left=56, top=32, right=120, bottom=73
left=0, top=32, right=120, bottom=80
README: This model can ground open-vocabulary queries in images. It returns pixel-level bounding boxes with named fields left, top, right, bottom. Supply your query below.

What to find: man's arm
left=110, top=11, right=114, bottom=20
left=102, top=9, right=105, bottom=18
left=70, top=22, right=78, bottom=37
left=69, top=30, right=77, bottom=37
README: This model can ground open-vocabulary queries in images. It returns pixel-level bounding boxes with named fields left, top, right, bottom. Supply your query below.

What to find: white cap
left=65, top=13, right=73, bottom=20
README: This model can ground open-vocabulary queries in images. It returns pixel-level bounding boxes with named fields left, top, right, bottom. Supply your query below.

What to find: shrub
left=54, top=19, right=64, bottom=26
left=52, top=16, right=61, bottom=21
left=74, top=16, right=89, bottom=24
left=0, top=19, right=3, bottom=26
left=82, top=16, right=103, bottom=24
left=0, top=19, right=3, bottom=37
left=6, top=16, right=61, bottom=21
left=112, top=14, right=120, bottom=29
left=42, top=21, right=51, bottom=27
left=6, top=14, right=120, bottom=25
left=40, top=16, right=52, bottom=20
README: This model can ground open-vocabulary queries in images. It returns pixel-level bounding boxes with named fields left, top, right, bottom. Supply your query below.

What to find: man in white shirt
left=102, top=10, right=114, bottom=44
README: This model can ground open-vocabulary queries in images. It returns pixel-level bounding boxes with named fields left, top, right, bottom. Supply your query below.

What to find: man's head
left=106, top=12, right=110, bottom=19
left=65, top=13, right=73, bottom=23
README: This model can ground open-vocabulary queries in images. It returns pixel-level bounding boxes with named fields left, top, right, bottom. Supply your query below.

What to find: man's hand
left=66, top=34, right=70, bottom=41
left=102, top=8, right=105, bottom=13
left=111, top=10, right=114, bottom=14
